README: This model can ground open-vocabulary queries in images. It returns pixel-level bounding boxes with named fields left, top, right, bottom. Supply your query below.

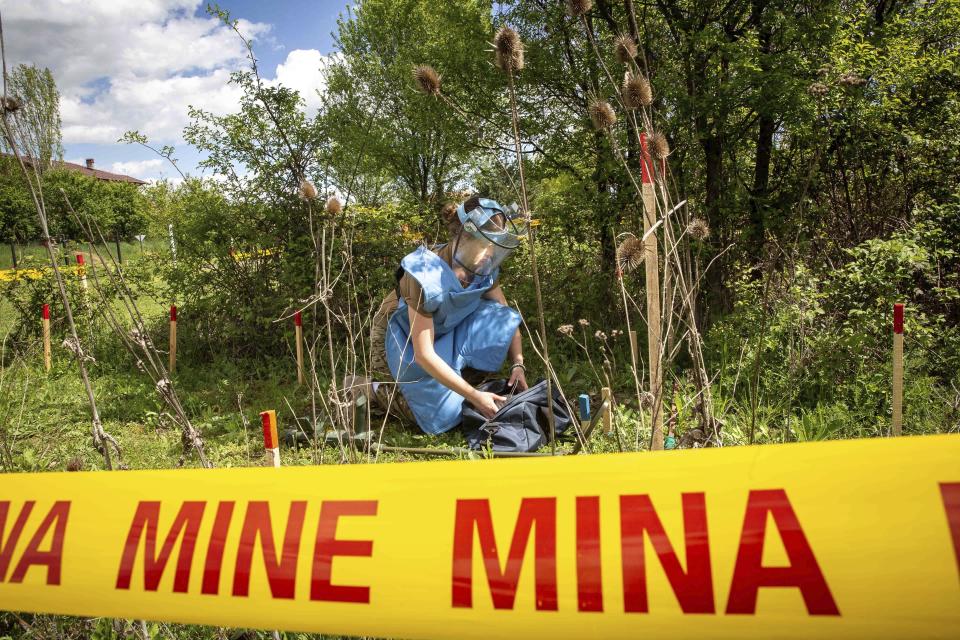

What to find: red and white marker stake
left=169, top=305, right=177, bottom=373
left=42, top=304, right=51, bottom=372
left=892, top=303, right=904, bottom=436
left=260, top=410, right=280, bottom=467
left=75, top=253, right=87, bottom=290
left=639, top=132, right=664, bottom=450
left=294, top=310, right=304, bottom=385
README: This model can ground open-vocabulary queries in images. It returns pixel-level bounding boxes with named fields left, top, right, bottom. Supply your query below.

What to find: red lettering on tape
left=940, top=483, right=960, bottom=582
left=310, top=500, right=378, bottom=603
left=451, top=498, right=557, bottom=611
left=726, top=489, right=839, bottom=615
left=620, top=493, right=714, bottom=614
left=116, top=501, right=205, bottom=592
left=576, top=496, right=603, bottom=612
left=232, top=501, right=306, bottom=599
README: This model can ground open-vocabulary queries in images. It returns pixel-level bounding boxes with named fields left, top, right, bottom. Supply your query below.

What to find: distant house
left=54, top=158, right=147, bottom=185
left=2, top=154, right=147, bottom=185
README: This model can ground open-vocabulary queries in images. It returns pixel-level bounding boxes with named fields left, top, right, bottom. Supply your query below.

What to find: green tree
left=325, top=0, right=498, bottom=206
left=2, top=64, right=63, bottom=170
left=0, top=64, right=63, bottom=258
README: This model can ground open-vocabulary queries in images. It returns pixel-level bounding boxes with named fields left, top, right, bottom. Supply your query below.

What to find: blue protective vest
left=385, top=245, right=521, bottom=434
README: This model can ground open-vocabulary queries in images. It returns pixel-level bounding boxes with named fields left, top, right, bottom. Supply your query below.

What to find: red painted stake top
left=294, top=310, right=302, bottom=327
left=42, top=304, right=50, bottom=320
left=170, top=305, right=177, bottom=322
left=894, top=303, right=904, bottom=335
left=260, top=411, right=278, bottom=449
left=75, top=254, right=85, bottom=266
left=639, top=132, right=653, bottom=185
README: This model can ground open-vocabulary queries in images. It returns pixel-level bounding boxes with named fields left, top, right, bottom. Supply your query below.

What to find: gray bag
left=461, top=379, right=572, bottom=452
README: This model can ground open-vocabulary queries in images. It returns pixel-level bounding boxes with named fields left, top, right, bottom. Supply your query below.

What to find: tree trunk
left=748, top=114, right=775, bottom=266
left=748, top=14, right=774, bottom=270
left=701, top=130, right=729, bottom=318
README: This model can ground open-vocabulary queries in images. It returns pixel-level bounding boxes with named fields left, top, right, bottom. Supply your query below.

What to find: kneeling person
left=370, top=195, right=528, bottom=433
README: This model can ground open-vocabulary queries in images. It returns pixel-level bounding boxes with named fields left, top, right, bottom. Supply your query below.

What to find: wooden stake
left=601, top=387, right=613, bottom=434
left=892, top=303, right=904, bottom=436
left=260, top=410, right=280, bottom=467
left=75, top=253, right=87, bottom=290
left=294, top=310, right=304, bottom=385
left=169, top=305, right=177, bottom=374
left=640, top=133, right=664, bottom=450
left=42, top=303, right=51, bottom=372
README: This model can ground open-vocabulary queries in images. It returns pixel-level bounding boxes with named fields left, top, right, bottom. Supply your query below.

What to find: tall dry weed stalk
left=573, top=6, right=721, bottom=445
left=494, top=25, right=559, bottom=453
left=0, top=13, right=119, bottom=468
left=62, top=194, right=211, bottom=467
left=214, top=7, right=372, bottom=463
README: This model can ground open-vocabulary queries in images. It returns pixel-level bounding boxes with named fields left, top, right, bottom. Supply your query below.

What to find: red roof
left=2, top=154, right=147, bottom=184
left=55, top=159, right=147, bottom=185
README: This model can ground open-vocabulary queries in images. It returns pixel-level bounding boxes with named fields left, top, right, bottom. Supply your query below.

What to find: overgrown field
left=2, top=0, right=960, bottom=636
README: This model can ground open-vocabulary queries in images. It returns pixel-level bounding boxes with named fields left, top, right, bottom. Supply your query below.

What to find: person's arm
left=482, top=285, right=528, bottom=390
left=407, top=306, right=505, bottom=418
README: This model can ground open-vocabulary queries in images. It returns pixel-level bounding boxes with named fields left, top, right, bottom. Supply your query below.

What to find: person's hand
left=508, top=365, right=528, bottom=391
left=471, top=390, right=506, bottom=419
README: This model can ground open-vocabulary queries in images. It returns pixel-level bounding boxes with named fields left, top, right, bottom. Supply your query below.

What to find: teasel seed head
left=588, top=99, right=617, bottom=130
left=493, top=26, right=524, bottom=72
left=567, top=0, right=593, bottom=17
left=65, top=457, right=83, bottom=472
left=413, top=64, right=441, bottom=96
left=687, top=218, right=711, bottom=240
left=1, top=96, right=22, bottom=113
left=614, top=34, right=637, bottom=64
left=441, top=202, right=461, bottom=234
left=617, top=235, right=645, bottom=273
left=622, top=71, right=652, bottom=109
left=640, top=391, right=655, bottom=411
left=325, top=196, right=343, bottom=216
left=649, top=131, right=670, bottom=160
left=838, top=71, right=866, bottom=87
left=807, top=82, right=829, bottom=98
left=299, top=179, right=318, bottom=201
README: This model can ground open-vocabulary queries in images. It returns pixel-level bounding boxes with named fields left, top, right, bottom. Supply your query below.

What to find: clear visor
left=453, top=206, right=527, bottom=276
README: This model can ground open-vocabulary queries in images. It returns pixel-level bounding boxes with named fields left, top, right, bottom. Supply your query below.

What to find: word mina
left=2, top=485, right=959, bottom=614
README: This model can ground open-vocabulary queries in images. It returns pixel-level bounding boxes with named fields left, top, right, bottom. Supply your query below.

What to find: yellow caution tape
left=0, top=435, right=958, bottom=638
left=0, top=266, right=88, bottom=282
left=231, top=248, right=278, bottom=261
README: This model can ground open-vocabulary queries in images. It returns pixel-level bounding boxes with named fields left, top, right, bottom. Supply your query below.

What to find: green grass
left=1, top=258, right=955, bottom=639
left=0, top=239, right=168, bottom=270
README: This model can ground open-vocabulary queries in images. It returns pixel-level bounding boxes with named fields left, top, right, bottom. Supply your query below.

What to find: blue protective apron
left=385, top=245, right=522, bottom=434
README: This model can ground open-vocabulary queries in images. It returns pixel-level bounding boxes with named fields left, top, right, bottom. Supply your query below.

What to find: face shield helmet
left=452, top=198, right=527, bottom=277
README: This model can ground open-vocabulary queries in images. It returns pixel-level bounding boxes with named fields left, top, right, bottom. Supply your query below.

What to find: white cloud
left=0, top=0, right=271, bottom=144
left=0, top=0, right=336, bottom=182
left=109, top=158, right=164, bottom=175
left=271, top=49, right=334, bottom=113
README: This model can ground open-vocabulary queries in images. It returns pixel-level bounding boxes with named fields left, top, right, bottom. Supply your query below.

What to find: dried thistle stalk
left=588, top=99, right=617, bottom=130
left=617, top=235, right=645, bottom=273
left=614, top=34, right=637, bottom=64
left=413, top=64, right=441, bottom=96
left=649, top=131, right=670, bottom=160
left=494, top=26, right=524, bottom=72
left=567, top=0, right=593, bottom=17
left=622, top=71, right=652, bottom=109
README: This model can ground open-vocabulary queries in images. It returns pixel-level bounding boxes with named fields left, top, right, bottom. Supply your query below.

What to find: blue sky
left=0, top=0, right=351, bottom=182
